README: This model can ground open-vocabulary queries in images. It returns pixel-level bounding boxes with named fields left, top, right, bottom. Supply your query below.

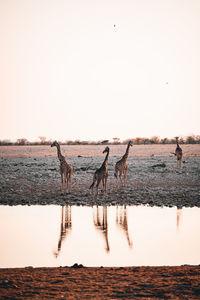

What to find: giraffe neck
left=102, top=150, right=109, bottom=167
left=176, top=140, right=180, bottom=148
left=122, top=143, right=131, bottom=161
left=56, top=144, right=64, bottom=161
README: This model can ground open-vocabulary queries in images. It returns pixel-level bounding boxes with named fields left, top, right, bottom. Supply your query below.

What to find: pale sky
left=0, top=0, right=200, bottom=142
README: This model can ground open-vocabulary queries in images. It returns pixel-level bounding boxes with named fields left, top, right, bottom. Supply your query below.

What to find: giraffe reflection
left=54, top=206, right=133, bottom=257
left=54, top=205, right=72, bottom=258
left=116, top=206, right=133, bottom=248
left=93, top=206, right=110, bottom=252
left=176, top=208, right=182, bottom=231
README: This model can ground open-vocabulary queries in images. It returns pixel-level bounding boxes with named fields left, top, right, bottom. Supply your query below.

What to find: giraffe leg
left=68, top=173, right=72, bottom=193
left=124, top=168, right=127, bottom=186
left=102, top=177, right=107, bottom=195
left=60, top=172, right=64, bottom=192
left=115, top=170, right=119, bottom=188
left=65, top=172, right=71, bottom=193
left=64, top=174, right=67, bottom=193
left=66, top=174, right=69, bottom=193
left=104, top=176, right=108, bottom=195
left=119, top=171, right=123, bottom=186
left=179, top=159, right=182, bottom=169
left=102, top=178, right=105, bottom=191
left=177, top=159, right=180, bottom=169
left=96, top=178, right=101, bottom=196
left=90, top=177, right=96, bottom=195
left=123, top=173, right=126, bottom=186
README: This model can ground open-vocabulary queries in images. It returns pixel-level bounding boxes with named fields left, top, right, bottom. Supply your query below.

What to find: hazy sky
left=1, top=0, right=200, bottom=142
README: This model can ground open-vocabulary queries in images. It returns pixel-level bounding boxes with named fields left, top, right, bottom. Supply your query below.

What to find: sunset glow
left=0, top=0, right=200, bottom=142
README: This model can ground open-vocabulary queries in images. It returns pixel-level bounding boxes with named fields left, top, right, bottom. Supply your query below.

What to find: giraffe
left=51, top=141, right=73, bottom=193
left=175, top=137, right=183, bottom=168
left=114, top=140, right=133, bottom=186
left=90, top=146, right=110, bottom=196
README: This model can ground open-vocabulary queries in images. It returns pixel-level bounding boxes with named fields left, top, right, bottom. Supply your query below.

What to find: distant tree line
left=0, top=135, right=200, bottom=146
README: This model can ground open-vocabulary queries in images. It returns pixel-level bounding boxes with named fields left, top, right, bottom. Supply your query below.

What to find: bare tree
left=149, top=136, right=160, bottom=144
left=113, top=137, right=120, bottom=144
left=38, top=136, right=47, bottom=144
left=17, top=138, right=28, bottom=145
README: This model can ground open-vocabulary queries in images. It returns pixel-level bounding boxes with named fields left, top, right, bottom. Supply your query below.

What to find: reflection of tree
left=176, top=208, right=182, bottom=231
left=93, top=206, right=110, bottom=252
left=116, top=206, right=133, bottom=248
left=54, top=205, right=72, bottom=258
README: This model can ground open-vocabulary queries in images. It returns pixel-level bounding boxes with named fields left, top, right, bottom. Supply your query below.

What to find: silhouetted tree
left=0, top=139, right=12, bottom=145
left=186, top=135, right=196, bottom=144
left=38, top=136, right=47, bottom=144
left=149, top=136, right=160, bottom=144
left=101, top=140, right=109, bottom=145
left=161, top=138, right=169, bottom=144
left=113, top=138, right=120, bottom=144
left=17, top=138, right=28, bottom=145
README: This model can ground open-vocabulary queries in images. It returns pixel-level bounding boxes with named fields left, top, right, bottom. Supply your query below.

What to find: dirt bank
left=0, top=265, right=200, bottom=299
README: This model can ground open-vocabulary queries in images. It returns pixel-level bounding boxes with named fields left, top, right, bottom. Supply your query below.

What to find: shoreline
left=1, top=187, right=200, bottom=208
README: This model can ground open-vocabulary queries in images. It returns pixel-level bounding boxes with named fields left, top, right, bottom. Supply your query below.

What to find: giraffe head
left=128, top=140, right=133, bottom=147
left=103, top=146, right=110, bottom=154
left=175, top=137, right=180, bottom=145
left=51, top=140, right=58, bottom=147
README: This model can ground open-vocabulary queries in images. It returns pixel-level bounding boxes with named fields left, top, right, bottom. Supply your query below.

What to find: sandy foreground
left=0, top=265, right=200, bottom=299
left=0, top=145, right=200, bottom=299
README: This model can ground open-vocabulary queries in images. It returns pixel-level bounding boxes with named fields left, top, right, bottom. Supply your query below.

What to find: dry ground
left=0, top=265, right=200, bottom=299
left=1, top=155, right=200, bottom=207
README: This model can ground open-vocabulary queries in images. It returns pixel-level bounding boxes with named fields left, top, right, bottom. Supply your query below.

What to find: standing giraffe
left=90, top=146, right=110, bottom=196
left=175, top=137, right=183, bottom=168
left=51, top=141, right=73, bottom=193
left=114, top=140, right=133, bottom=186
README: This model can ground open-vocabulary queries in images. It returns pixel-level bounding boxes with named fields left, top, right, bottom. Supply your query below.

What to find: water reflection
left=0, top=205, right=200, bottom=268
left=93, top=206, right=110, bottom=252
left=176, top=208, right=182, bottom=231
left=116, top=206, right=133, bottom=248
left=54, top=205, right=133, bottom=256
left=54, top=205, right=72, bottom=258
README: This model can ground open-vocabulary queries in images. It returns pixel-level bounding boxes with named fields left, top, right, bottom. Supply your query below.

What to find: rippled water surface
left=0, top=205, right=200, bottom=268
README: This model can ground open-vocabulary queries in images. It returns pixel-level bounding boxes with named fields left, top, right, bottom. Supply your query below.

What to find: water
left=0, top=205, right=200, bottom=268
